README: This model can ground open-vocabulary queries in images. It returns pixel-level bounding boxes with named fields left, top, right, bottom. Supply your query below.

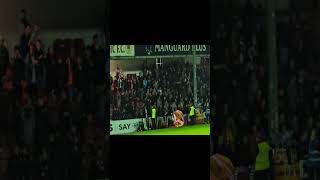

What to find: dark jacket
left=26, top=54, right=41, bottom=84
left=0, top=46, right=9, bottom=75
left=56, top=62, right=68, bottom=89
left=35, top=49, right=46, bottom=81
left=20, top=34, right=31, bottom=58
left=74, top=64, right=89, bottom=92
left=12, top=57, right=26, bottom=84
left=46, top=56, right=57, bottom=92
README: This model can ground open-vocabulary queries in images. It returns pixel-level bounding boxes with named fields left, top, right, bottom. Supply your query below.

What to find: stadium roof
left=0, top=0, right=105, bottom=32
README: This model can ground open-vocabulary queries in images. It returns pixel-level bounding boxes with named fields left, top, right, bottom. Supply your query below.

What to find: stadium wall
left=109, top=71, right=142, bottom=78
left=237, top=0, right=289, bottom=10
left=2, top=28, right=103, bottom=57
left=38, top=28, right=104, bottom=50
left=314, top=12, right=320, bottom=58
left=110, top=56, right=202, bottom=73
left=0, top=0, right=104, bottom=32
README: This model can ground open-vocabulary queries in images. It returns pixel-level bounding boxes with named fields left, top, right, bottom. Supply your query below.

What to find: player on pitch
left=171, top=110, right=185, bottom=128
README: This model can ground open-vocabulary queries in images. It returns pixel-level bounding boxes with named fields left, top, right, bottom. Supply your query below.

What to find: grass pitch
left=123, top=124, right=210, bottom=135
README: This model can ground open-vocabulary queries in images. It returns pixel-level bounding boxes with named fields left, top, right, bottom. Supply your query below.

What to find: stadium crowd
left=0, top=9, right=108, bottom=180
left=110, top=58, right=210, bottom=122
left=214, top=1, right=320, bottom=179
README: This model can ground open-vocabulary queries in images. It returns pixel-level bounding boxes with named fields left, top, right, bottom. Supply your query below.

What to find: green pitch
left=123, top=124, right=210, bottom=135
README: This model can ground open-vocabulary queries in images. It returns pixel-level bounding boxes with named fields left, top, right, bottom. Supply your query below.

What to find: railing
left=232, top=148, right=304, bottom=180
left=234, top=165, right=254, bottom=180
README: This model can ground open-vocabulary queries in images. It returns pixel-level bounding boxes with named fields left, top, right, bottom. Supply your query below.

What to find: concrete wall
left=110, top=57, right=203, bottom=76
left=2, top=29, right=104, bottom=57
left=0, top=0, right=105, bottom=32
left=313, top=12, right=320, bottom=58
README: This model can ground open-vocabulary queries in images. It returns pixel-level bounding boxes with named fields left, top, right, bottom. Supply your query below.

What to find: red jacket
left=3, top=66, right=13, bottom=92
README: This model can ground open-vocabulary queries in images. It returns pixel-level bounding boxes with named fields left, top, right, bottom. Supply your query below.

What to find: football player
left=172, top=110, right=184, bottom=128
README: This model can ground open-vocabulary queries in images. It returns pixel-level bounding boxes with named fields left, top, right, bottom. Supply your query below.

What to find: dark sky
left=0, top=0, right=105, bottom=32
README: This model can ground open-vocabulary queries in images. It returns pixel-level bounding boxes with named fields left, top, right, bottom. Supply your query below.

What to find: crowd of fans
left=214, top=0, right=320, bottom=179
left=214, top=0, right=267, bottom=164
left=110, top=58, right=210, bottom=121
left=276, top=10, right=320, bottom=178
left=0, top=9, right=108, bottom=180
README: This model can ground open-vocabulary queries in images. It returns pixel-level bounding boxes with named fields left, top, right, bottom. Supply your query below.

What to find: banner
left=110, top=45, right=135, bottom=57
left=135, top=45, right=210, bottom=56
left=110, top=118, right=146, bottom=135
left=110, top=116, right=174, bottom=135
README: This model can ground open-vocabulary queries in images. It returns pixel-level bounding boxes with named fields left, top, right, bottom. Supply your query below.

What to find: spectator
left=56, top=57, right=68, bottom=92
left=210, top=154, right=235, bottom=180
left=8, top=144, right=21, bottom=180
left=20, top=24, right=32, bottom=58
left=46, top=47, right=57, bottom=93
left=19, top=9, right=30, bottom=30
left=222, top=117, right=236, bottom=160
left=235, top=135, right=251, bottom=167
left=11, top=46, right=25, bottom=87
left=35, top=40, right=46, bottom=94
left=304, top=143, right=320, bottom=179
left=0, top=36, right=9, bottom=79
left=309, top=129, right=319, bottom=153
left=21, top=99, right=35, bottom=146
left=68, top=125, right=82, bottom=180
left=254, top=131, right=272, bottom=180
left=89, top=148, right=106, bottom=179
left=0, top=21, right=107, bottom=179
left=2, top=61, right=14, bottom=92
left=110, top=60, right=209, bottom=121
left=37, top=147, right=49, bottom=179
left=26, top=44, right=40, bottom=96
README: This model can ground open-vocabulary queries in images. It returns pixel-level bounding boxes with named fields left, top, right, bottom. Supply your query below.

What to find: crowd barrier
left=110, top=118, right=146, bottom=135
left=273, top=148, right=300, bottom=180
left=110, top=116, right=172, bottom=135
left=233, top=148, right=302, bottom=180
left=111, top=113, right=209, bottom=135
